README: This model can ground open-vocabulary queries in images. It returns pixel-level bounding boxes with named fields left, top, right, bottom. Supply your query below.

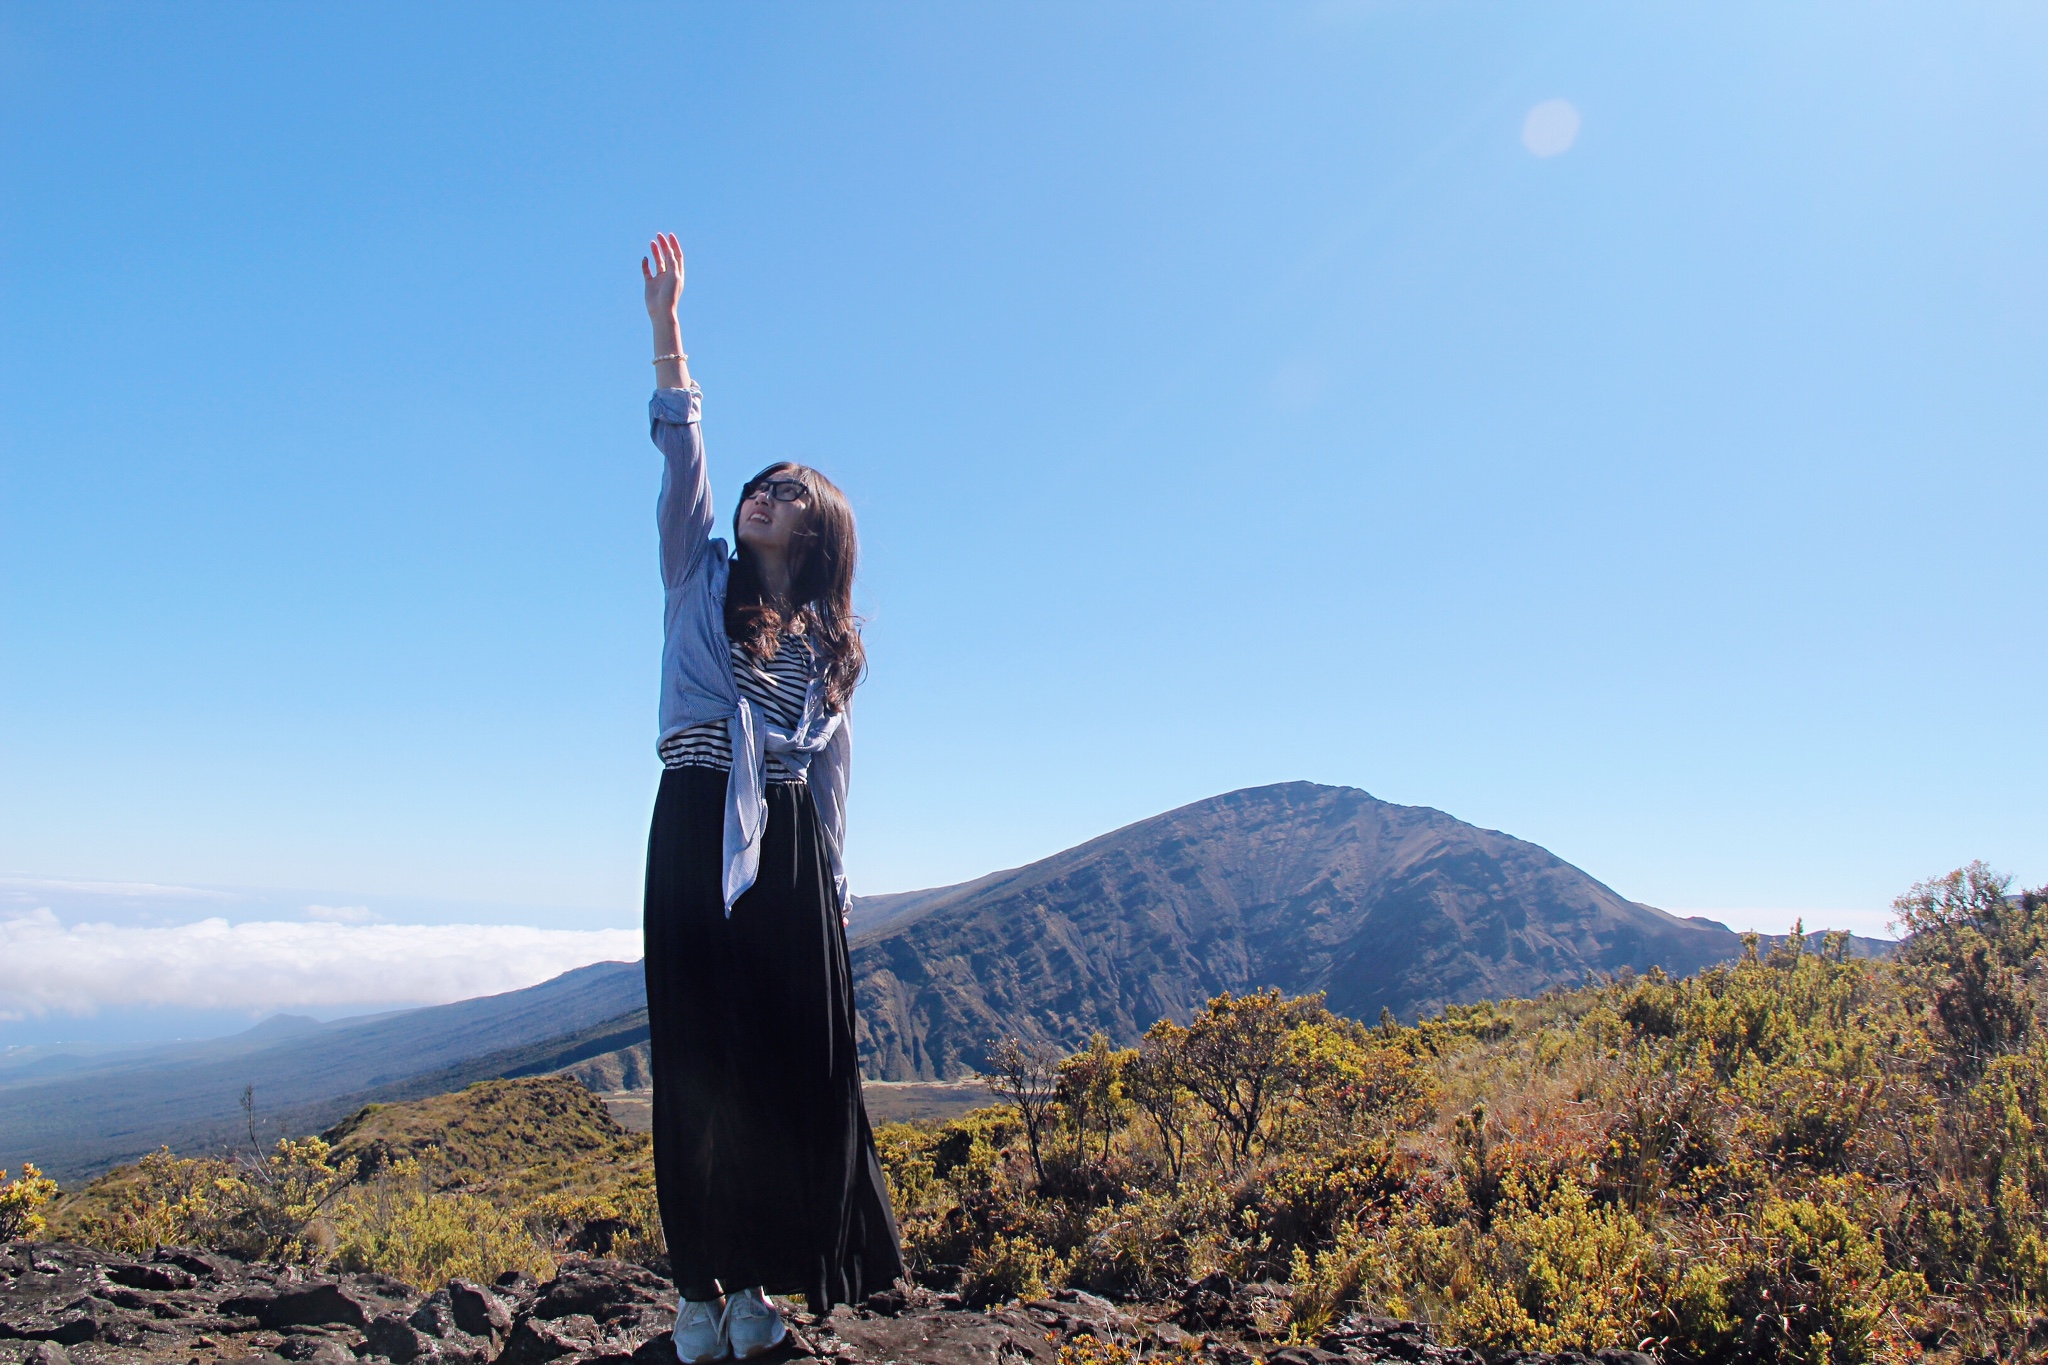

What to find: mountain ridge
left=848, top=781, right=1842, bottom=1078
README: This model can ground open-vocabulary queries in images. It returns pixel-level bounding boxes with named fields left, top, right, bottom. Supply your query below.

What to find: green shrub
left=330, top=1157, right=555, bottom=1288
left=1286, top=1218, right=1396, bottom=1342
left=1448, top=1177, right=1655, bottom=1356
left=1717, top=1189, right=1925, bottom=1365
left=66, top=1138, right=354, bottom=1262
left=960, top=1231, right=1066, bottom=1307
left=1071, top=1184, right=1229, bottom=1299
left=0, top=1164, right=57, bottom=1241
left=521, top=1177, right=665, bottom=1267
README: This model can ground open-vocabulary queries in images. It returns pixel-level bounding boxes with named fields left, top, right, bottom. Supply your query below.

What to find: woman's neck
left=752, top=549, right=793, bottom=604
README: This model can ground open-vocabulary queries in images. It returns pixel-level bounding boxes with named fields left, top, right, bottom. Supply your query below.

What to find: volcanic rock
left=1, top=1242, right=1657, bottom=1365
left=447, top=1280, right=514, bottom=1345
left=219, top=1282, right=385, bottom=1331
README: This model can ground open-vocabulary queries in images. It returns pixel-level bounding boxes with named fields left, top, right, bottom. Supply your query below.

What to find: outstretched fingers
left=649, top=234, right=682, bottom=280
left=642, top=234, right=685, bottom=321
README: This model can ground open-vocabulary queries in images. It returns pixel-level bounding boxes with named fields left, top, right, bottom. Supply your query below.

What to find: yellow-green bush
left=960, top=1231, right=1067, bottom=1307
left=0, top=1164, right=57, bottom=1241
left=522, top=1175, right=665, bottom=1267
left=64, top=1138, right=354, bottom=1262
left=52, top=1080, right=656, bottom=1293
left=329, top=1157, right=554, bottom=1288
left=1445, top=1177, right=1656, bottom=1356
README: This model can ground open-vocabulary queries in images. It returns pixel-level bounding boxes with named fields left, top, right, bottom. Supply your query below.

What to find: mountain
left=849, top=782, right=1788, bottom=1079
left=7, top=781, right=1885, bottom=1180
left=0, top=961, right=645, bottom=1183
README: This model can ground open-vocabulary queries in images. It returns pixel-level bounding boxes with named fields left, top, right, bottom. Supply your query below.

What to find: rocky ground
left=1, top=1243, right=1654, bottom=1365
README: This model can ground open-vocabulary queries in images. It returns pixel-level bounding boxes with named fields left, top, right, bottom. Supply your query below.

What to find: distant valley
left=0, top=961, right=647, bottom=1183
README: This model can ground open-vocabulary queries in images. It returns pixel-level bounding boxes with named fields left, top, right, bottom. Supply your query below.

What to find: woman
left=638, top=233, right=904, bottom=1363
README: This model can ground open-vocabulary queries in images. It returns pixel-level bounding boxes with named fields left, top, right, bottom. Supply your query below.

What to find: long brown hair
left=726, top=461, right=865, bottom=713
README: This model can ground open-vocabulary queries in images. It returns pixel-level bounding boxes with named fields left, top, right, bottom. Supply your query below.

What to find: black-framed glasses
left=742, top=477, right=807, bottom=504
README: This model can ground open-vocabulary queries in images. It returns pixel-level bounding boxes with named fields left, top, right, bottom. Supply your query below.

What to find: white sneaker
left=673, top=1296, right=730, bottom=1364
left=723, top=1287, right=787, bottom=1360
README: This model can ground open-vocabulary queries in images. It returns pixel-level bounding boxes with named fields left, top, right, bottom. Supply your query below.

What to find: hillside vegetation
left=12, top=863, right=2041, bottom=1365
left=878, top=863, right=2047, bottom=1363
left=40, top=1076, right=660, bottom=1290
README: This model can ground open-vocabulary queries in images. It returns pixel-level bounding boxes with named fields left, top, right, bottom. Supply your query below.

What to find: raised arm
left=644, top=234, right=714, bottom=590
left=643, top=233, right=694, bottom=391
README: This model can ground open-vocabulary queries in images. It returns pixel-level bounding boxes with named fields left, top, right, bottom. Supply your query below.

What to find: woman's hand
left=643, top=233, right=691, bottom=389
left=643, top=233, right=684, bottom=321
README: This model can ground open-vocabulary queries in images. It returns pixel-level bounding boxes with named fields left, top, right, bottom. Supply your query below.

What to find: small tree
left=1178, top=988, right=1331, bottom=1166
left=1896, top=862, right=2046, bottom=1076
left=986, top=1035, right=1064, bottom=1186
left=1125, top=1022, right=1195, bottom=1188
left=228, top=1135, right=358, bottom=1261
left=1056, top=1033, right=1133, bottom=1164
left=227, top=1086, right=357, bottom=1260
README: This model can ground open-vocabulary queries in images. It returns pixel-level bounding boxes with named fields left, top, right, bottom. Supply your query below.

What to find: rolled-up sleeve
left=652, top=385, right=713, bottom=591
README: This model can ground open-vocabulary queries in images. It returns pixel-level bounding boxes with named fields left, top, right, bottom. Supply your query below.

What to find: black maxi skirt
left=642, top=764, right=904, bottom=1314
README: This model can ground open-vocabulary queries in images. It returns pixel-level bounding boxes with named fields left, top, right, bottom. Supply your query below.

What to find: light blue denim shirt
left=651, top=385, right=851, bottom=914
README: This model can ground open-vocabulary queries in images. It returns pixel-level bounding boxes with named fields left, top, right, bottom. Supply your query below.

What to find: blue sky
left=4, top=4, right=2045, bottom=1039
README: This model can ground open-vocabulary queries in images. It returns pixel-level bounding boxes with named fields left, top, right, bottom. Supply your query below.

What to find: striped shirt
left=659, top=631, right=815, bottom=781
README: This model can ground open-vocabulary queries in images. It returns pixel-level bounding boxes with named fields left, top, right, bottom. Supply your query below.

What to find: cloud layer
left=0, top=908, right=642, bottom=1019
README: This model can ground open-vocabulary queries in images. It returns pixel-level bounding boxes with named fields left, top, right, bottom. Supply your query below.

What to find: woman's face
left=735, top=472, right=809, bottom=558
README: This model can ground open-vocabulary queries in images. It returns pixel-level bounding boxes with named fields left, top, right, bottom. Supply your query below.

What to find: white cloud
left=303, top=904, right=382, bottom=924
left=0, top=908, right=642, bottom=1020
left=1522, top=99, right=1582, bottom=158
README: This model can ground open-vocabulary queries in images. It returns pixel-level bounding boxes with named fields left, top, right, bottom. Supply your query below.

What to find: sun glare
left=1521, top=98, right=1582, bottom=157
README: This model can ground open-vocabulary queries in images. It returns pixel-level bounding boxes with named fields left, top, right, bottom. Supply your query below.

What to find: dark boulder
left=277, top=1333, right=356, bottom=1364
left=150, top=1246, right=236, bottom=1280
left=531, top=1261, right=673, bottom=1324
left=498, top=1313, right=606, bottom=1365
left=447, top=1279, right=513, bottom=1343
left=108, top=1262, right=197, bottom=1292
left=1318, top=1314, right=1485, bottom=1365
left=496, top=1270, right=541, bottom=1297
left=366, top=1310, right=437, bottom=1363
left=499, top=1260, right=675, bottom=1365
left=220, top=1282, right=378, bottom=1330
left=0, top=1244, right=151, bottom=1347
left=402, top=1287, right=494, bottom=1365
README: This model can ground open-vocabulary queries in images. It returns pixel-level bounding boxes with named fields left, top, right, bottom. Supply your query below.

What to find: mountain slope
left=850, top=782, right=1758, bottom=1079
left=9, top=782, right=1880, bottom=1177
left=0, top=960, right=645, bottom=1182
